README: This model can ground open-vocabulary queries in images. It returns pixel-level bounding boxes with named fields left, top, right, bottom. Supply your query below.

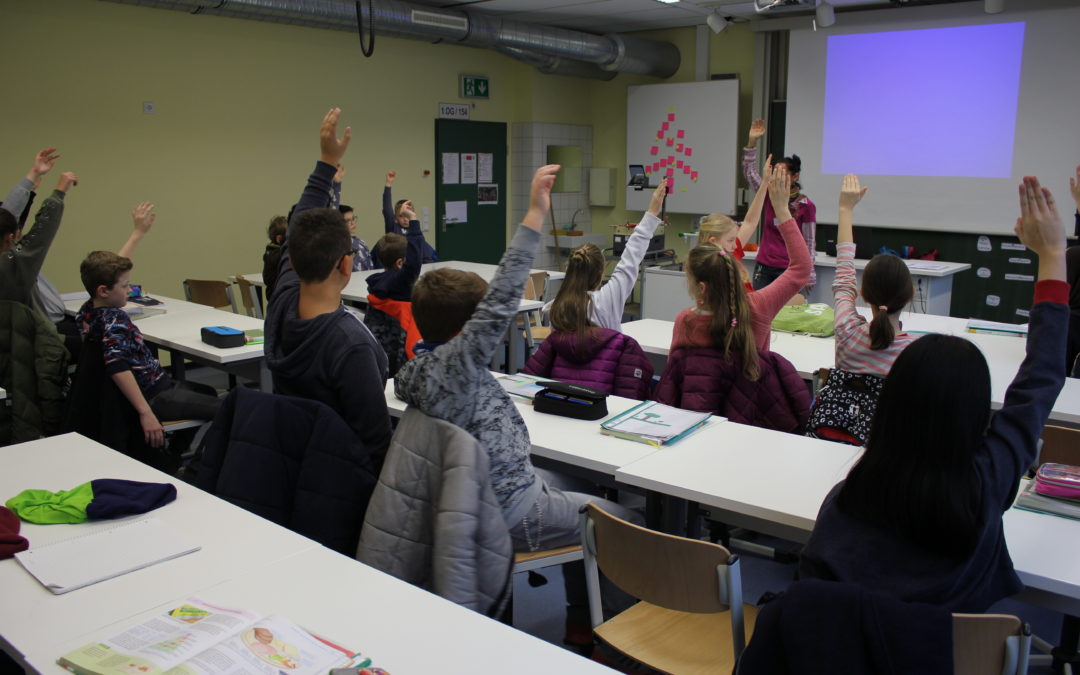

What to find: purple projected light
left=821, top=23, right=1025, bottom=177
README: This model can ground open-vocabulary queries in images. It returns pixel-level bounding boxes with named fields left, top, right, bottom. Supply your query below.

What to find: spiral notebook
left=14, top=517, right=201, bottom=594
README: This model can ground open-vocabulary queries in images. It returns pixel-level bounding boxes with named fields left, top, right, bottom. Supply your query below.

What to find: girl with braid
left=521, top=180, right=667, bottom=399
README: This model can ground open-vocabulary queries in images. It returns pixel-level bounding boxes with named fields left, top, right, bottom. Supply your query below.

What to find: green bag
left=771, top=303, right=835, bottom=337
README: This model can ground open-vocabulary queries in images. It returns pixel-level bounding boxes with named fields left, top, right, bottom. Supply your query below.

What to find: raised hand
left=747, top=119, right=766, bottom=147
left=400, top=200, right=416, bottom=220
left=56, top=172, right=78, bottom=193
left=29, top=147, right=60, bottom=181
left=767, top=163, right=792, bottom=222
left=334, top=163, right=346, bottom=184
left=319, top=107, right=351, bottom=166
left=1015, top=176, right=1065, bottom=258
left=385, top=170, right=396, bottom=186
left=838, top=174, right=868, bottom=211
left=648, top=178, right=669, bottom=216
left=131, top=202, right=156, bottom=234
left=524, top=164, right=560, bottom=231
left=1069, top=165, right=1080, bottom=212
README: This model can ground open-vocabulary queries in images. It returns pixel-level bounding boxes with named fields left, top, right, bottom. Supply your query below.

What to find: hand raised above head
left=131, top=202, right=156, bottom=234
left=838, top=174, right=868, bottom=211
left=523, top=164, right=560, bottom=231
left=1069, top=165, right=1080, bottom=212
left=747, top=119, right=766, bottom=146
left=648, top=178, right=669, bottom=216
left=385, top=170, right=396, bottom=184
left=319, top=107, right=351, bottom=166
left=30, top=147, right=60, bottom=180
left=1015, top=175, right=1065, bottom=257
left=56, top=172, right=78, bottom=193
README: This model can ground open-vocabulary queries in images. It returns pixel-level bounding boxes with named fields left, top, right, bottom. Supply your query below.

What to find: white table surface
left=621, top=316, right=1080, bottom=427
left=743, top=250, right=971, bottom=277
left=384, top=379, right=662, bottom=477
left=0, top=433, right=319, bottom=672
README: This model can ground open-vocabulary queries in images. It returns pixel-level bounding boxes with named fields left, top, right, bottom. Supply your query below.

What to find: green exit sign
left=461, top=75, right=489, bottom=99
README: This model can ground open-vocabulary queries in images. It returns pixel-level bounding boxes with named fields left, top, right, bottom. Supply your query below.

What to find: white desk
left=384, top=379, right=660, bottom=478
left=0, top=433, right=319, bottom=672
left=621, top=317, right=1080, bottom=427
left=1, top=434, right=612, bottom=675
left=63, top=295, right=271, bottom=391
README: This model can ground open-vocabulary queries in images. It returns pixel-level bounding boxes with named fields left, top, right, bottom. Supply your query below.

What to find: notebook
left=14, top=517, right=201, bottom=594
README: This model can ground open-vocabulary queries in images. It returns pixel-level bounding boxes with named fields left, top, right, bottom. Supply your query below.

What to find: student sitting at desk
left=374, top=169, right=437, bottom=267
left=264, top=108, right=392, bottom=461
left=365, top=199, right=426, bottom=377
left=76, top=204, right=221, bottom=449
left=521, top=179, right=667, bottom=400
left=799, top=175, right=1069, bottom=612
left=395, top=164, right=641, bottom=641
left=697, top=155, right=771, bottom=294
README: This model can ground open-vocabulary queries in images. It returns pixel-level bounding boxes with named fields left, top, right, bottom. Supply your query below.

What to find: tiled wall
left=511, top=123, right=594, bottom=269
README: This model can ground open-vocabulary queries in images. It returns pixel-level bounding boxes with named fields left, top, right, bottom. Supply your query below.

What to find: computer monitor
left=627, top=164, right=650, bottom=190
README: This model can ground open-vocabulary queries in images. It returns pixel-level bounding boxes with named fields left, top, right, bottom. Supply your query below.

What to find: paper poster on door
left=445, top=200, right=468, bottom=224
left=477, top=184, right=498, bottom=205
left=441, top=153, right=460, bottom=184
left=478, top=153, right=493, bottom=183
left=461, top=153, right=477, bottom=184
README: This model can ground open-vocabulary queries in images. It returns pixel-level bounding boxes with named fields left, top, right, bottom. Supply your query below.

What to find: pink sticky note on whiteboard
left=676, top=144, right=684, bottom=153
left=677, top=130, right=685, bottom=139
left=650, top=146, right=658, bottom=155
left=666, top=138, right=674, bottom=147
left=692, top=171, right=699, bottom=180
left=652, top=162, right=660, bottom=172
left=661, top=121, right=670, bottom=131
left=667, top=113, right=675, bottom=122
left=683, top=165, right=691, bottom=174
left=676, top=160, right=683, bottom=168
left=685, top=147, right=693, bottom=157
left=666, top=168, right=675, bottom=177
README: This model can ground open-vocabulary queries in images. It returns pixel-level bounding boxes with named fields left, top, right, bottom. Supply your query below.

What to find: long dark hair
left=550, top=243, right=605, bottom=355
left=685, top=244, right=758, bottom=380
left=836, top=334, right=991, bottom=558
left=862, top=254, right=914, bottom=350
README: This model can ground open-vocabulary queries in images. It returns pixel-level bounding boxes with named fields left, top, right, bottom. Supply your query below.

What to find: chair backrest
left=953, top=613, right=1030, bottom=675
left=1039, top=425, right=1080, bottom=467
left=183, top=279, right=237, bottom=313
left=582, top=502, right=745, bottom=656
left=524, top=271, right=548, bottom=301
left=234, top=275, right=263, bottom=319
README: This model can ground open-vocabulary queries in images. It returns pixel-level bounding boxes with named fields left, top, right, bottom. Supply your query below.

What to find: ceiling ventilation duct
left=101, top=0, right=681, bottom=79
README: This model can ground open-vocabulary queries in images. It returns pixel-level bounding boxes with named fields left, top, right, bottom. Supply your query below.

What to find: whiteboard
left=626, top=80, right=740, bottom=216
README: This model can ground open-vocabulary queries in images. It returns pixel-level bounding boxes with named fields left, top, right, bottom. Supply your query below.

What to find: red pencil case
left=1034, top=463, right=1080, bottom=502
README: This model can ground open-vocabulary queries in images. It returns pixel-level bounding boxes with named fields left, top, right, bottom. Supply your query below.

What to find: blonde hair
left=685, top=243, right=759, bottom=381
left=550, top=243, right=605, bottom=355
left=698, top=213, right=738, bottom=244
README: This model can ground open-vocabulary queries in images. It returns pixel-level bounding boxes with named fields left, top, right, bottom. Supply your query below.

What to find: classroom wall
left=1, top=1, right=757, bottom=296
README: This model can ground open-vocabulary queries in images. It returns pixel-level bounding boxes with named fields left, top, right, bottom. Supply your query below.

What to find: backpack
left=806, top=368, right=884, bottom=446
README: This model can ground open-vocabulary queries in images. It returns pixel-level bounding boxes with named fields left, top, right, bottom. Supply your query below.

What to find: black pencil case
left=533, top=381, right=609, bottom=421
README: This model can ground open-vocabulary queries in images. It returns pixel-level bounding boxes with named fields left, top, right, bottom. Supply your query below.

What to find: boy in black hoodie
left=264, top=108, right=392, bottom=460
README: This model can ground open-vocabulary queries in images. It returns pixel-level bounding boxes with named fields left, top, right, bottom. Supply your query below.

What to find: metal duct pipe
left=102, top=0, right=680, bottom=78
left=496, top=47, right=617, bottom=81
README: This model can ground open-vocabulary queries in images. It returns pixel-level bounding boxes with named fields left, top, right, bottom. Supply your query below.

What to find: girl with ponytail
left=832, top=174, right=916, bottom=376
left=522, top=180, right=667, bottom=399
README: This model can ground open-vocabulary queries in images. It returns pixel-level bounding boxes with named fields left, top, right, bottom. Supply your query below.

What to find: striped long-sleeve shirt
left=832, top=242, right=915, bottom=377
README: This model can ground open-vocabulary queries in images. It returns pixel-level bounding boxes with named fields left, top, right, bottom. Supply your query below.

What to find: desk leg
left=508, top=322, right=522, bottom=374
left=169, top=348, right=186, bottom=382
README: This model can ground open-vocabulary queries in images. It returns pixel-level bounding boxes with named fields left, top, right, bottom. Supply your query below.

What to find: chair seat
left=512, top=544, right=582, bottom=572
left=595, top=600, right=759, bottom=675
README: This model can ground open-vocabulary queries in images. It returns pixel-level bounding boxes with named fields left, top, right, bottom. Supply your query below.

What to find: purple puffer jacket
left=522, top=328, right=654, bottom=401
left=655, top=346, right=810, bottom=433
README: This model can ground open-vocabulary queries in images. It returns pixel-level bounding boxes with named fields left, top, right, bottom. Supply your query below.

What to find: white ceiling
left=404, top=0, right=907, bottom=34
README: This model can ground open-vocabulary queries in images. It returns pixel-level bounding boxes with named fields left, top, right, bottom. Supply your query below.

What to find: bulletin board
left=625, top=79, right=740, bottom=216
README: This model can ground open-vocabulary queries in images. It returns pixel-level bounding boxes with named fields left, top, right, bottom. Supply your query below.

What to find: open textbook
left=57, top=598, right=374, bottom=675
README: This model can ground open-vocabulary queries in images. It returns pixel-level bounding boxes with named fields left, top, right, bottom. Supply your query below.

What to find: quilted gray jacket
left=356, top=407, right=513, bottom=616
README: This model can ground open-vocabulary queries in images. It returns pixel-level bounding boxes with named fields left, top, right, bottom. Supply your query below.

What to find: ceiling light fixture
left=706, top=11, right=730, bottom=34
left=655, top=0, right=681, bottom=4
left=815, top=1, right=836, bottom=27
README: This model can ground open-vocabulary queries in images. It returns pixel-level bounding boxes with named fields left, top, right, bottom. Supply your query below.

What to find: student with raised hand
left=77, top=203, right=221, bottom=448
left=799, top=175, right=1070, bottom=612
left=831, top=174, right=916, bottom=377
left=520, top=179, right=667, bottom=399
left=744, top=119, right=817, bottom=294
left=1066, top=165, right=1080, bottom=374
left=378, top=169, right=437, bottom=266
left=264, top=108, right=392, bottom=460
left=698, top=155, right=772, bottom=293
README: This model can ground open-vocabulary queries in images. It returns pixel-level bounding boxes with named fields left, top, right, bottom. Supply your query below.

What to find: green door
left=434, top=119, right=507, bottom=263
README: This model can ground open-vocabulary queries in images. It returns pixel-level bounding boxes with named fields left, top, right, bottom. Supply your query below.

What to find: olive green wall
left=1, top=0, right=756, bottom=294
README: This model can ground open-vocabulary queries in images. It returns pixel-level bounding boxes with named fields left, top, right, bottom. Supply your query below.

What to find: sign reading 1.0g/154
left=461, top=75, right=489, bottom=99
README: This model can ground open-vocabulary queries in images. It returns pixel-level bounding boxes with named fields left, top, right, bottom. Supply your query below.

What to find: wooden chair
left=183, top=279, right=238, bottom=313
left=581, top=502, right=756, bottom=674
left=233, top=274, right=263, bottom=319
left=1039, top=425, right=1080, bottom=467
left=520, top=272, right=552, bottom=353
left=953, top=613, right=1031, bottom=675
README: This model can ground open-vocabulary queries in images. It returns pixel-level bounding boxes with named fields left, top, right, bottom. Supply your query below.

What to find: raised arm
left=118, top=202, right=156, bottom=259
left=14, top=172, right=75, bottom=284
left=400, top=200, right=424, bottom=283
left=289, top=108, right=351, bottom=232
left=382, top=170, right=396, bottom=233
left=2, top=148, right=59, bottom=219
left=832, top=175, right=869, bottom=334
left=590, top=178, right=668, bottom=328
left=330, top=163, right=344, bottom=210
left=751, top=165, right=811, bottom=313
left=737, top=155, right=772, bottom=244
left=982, top=176, right=1068, bottom=505
left=742, top=119, right=766, bottom=191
